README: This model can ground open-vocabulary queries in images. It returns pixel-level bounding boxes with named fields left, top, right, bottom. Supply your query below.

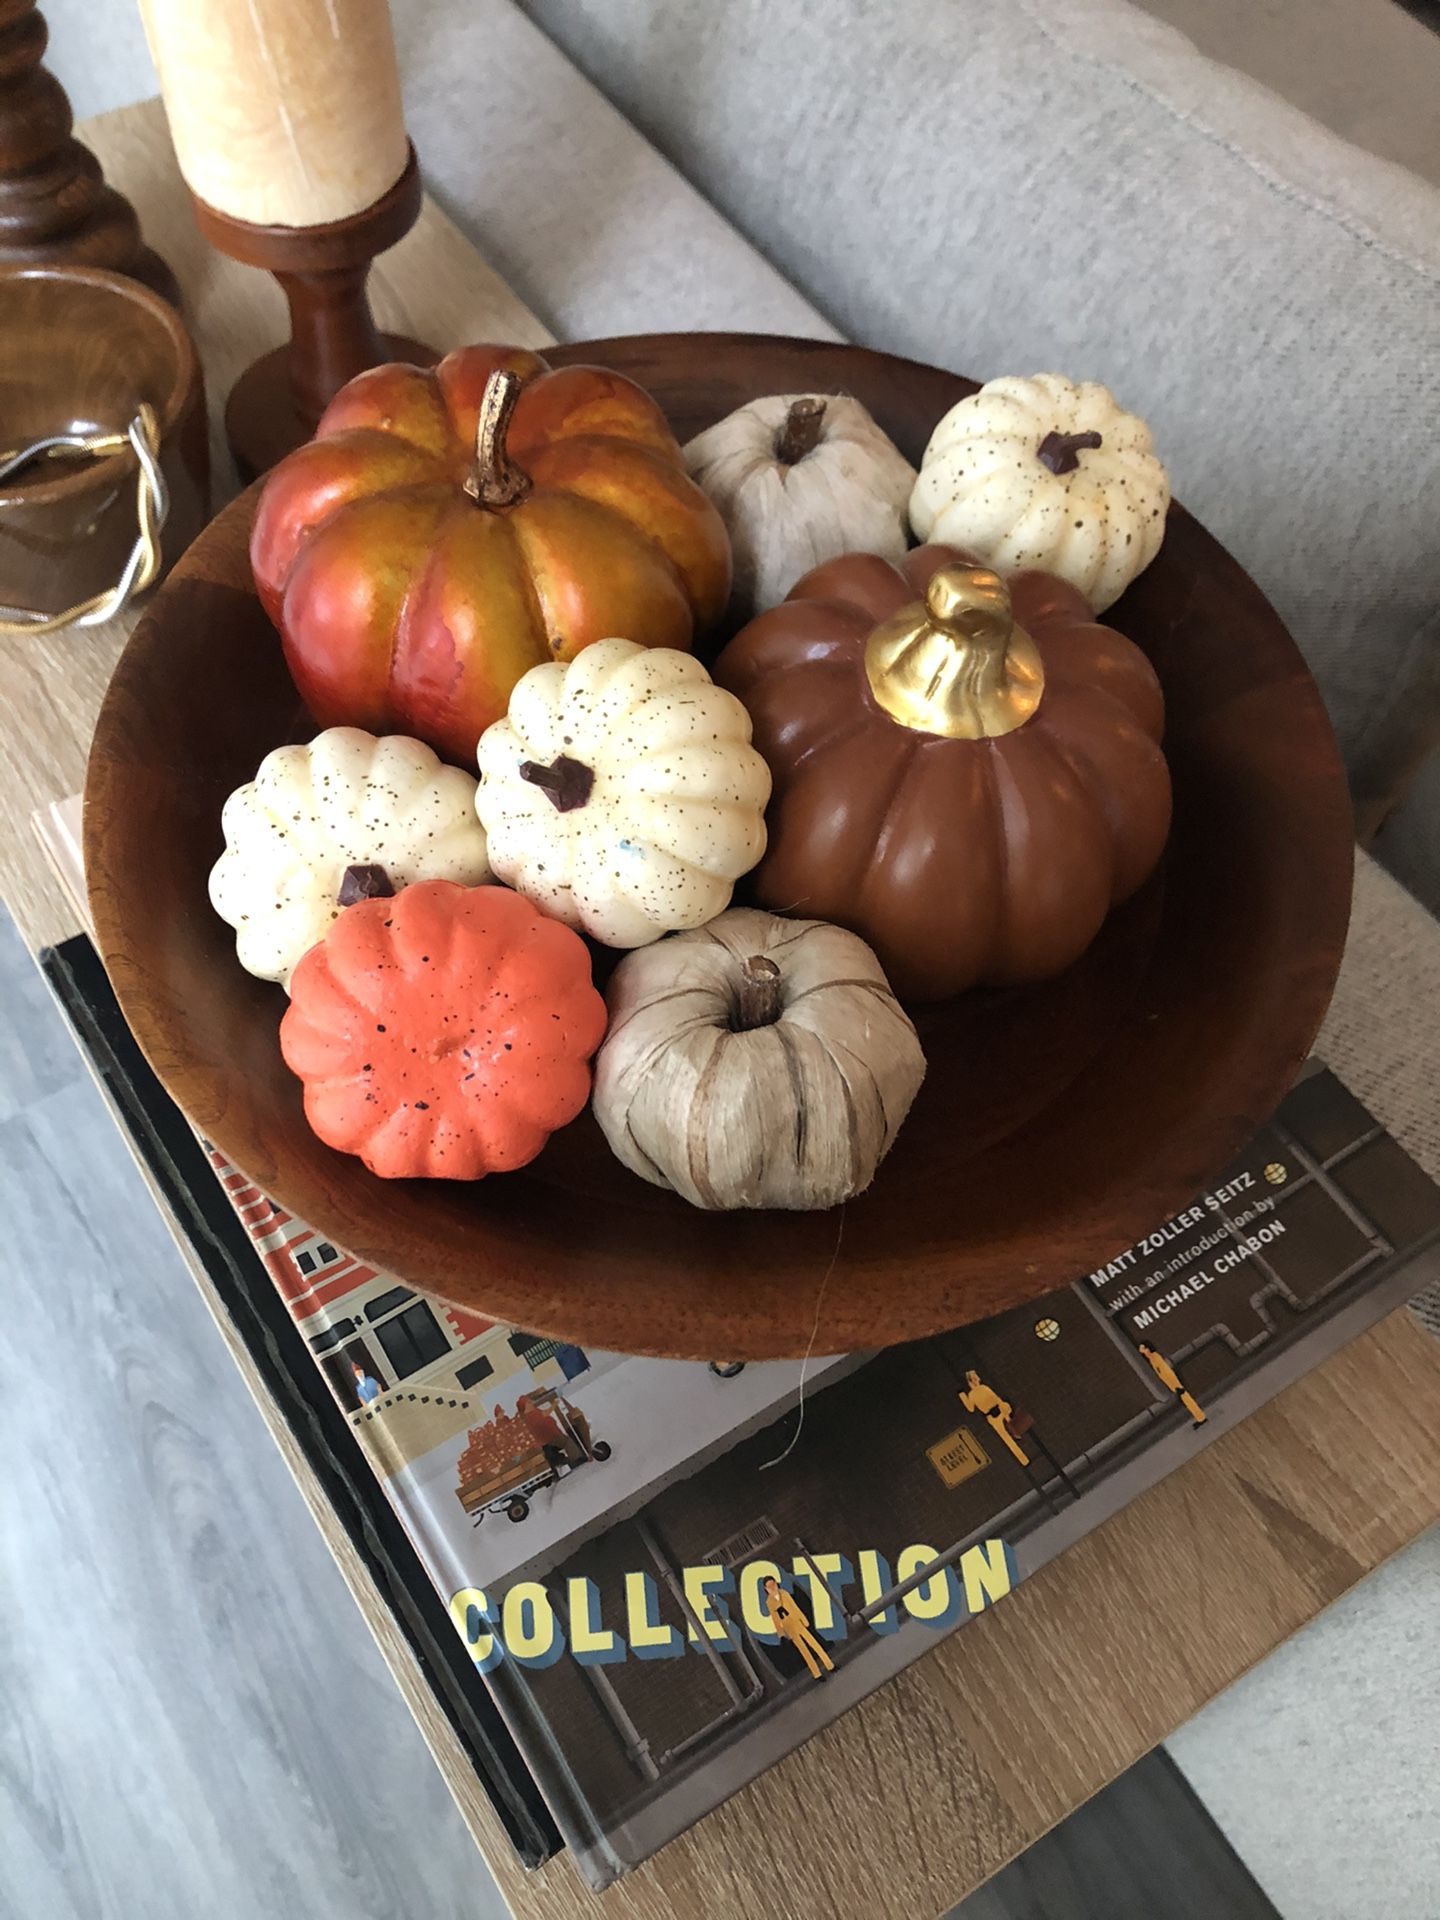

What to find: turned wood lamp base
left=0, top=0, right=180, bottom=309
left=220, top=328, right=433, bottom=481
left=192, top=144, right=437, bottom=480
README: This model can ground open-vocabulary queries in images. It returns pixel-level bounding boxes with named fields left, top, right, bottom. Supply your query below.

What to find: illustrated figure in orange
left=764, top=1576, right=834, bottom=1680
left=959, top=1368, right=1031, bottom=1466
left=1139, top=1343, right=1206, bottom=1424
left=516, top=1391, right=568, bottom=1466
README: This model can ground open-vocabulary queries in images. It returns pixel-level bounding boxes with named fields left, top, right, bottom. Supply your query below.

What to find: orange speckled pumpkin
left=251, top=344, right=732, bottom=764
left=280, top=880, right=607, bottom=1179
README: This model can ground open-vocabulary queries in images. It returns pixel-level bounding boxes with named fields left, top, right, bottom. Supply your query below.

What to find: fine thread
left=759, top=1205, right=846, bottom=1472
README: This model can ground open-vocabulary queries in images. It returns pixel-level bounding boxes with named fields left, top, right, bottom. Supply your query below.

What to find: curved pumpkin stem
left=1037, top=428, right=1102, bottom=476
left=465, top=369, right=533, bottom=509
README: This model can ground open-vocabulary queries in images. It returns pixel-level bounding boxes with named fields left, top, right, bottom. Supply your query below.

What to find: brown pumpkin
left=712, top=544, right=1171, bottom=1001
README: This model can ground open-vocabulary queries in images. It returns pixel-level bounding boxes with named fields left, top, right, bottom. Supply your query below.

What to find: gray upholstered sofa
left=55, top=0, right=1440, bottom=901
left=507, top=0, right=1440, bottom=908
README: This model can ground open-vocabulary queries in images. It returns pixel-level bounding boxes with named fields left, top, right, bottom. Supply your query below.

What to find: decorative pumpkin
left=209, top=727, right=492, bottom=990
left=713, top=545, right=1172, bottom=1002
left=909, top=374, right=1170, bottom=612
left=476, top=638, right=771, bottom=948
left=593, top=908, right=925, bottom=1210
left=684, top=393, right=915, bottom=612
left=279, top=880, right=606, bottom=1180
left=249, top=344, right=732, bottom=763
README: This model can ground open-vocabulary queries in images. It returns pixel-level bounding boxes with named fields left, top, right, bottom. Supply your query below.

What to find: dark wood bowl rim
left=83, top=331, right=1353, bottom=1360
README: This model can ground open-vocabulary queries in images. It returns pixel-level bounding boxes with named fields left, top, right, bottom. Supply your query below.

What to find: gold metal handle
left=864, top=563, right=1045, bottom=740
left=0, top=404, right=169, bottom=637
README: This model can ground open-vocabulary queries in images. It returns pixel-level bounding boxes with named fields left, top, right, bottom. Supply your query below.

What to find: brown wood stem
left=775, top=396, right=827, bottom=465
left=731, top=954, right=783, bottom=1031
left=338, top=863, right=396, bottom=905
left=518, top=755, right=594, bottom=812
left=1037, top=429, right=1103, bottom=475
left=0, top=1, right=178, bottom=304
left=466, top=368, right=532, bottom=507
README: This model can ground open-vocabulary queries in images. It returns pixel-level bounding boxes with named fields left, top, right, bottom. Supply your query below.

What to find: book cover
left=208, top=1063, right=1440, bottom=1887
left=32, top=794, right=1440, bottom=1887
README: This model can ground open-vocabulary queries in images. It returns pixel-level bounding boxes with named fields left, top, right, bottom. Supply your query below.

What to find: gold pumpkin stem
left=864, top=564, right=1046, bottom=741
left=465, top=369, right=533, bottom=509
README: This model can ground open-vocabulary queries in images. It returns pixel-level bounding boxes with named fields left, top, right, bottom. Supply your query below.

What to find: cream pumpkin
left=685, top=393, right=916, bottom=612
left=910, top=374, right=1170, bottom=612
left=209, top=727, right=491, bottom=989
left=475, top=639, right=771, bottom=948
left=593, top=908, right=926, bottom=1210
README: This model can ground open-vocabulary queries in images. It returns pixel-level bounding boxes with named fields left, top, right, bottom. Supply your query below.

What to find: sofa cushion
left=392, top=0, right=837, bottom=346
left=514, top=0, right=1440, bottom=840
left=1135, top=0, right=1440, bottom=188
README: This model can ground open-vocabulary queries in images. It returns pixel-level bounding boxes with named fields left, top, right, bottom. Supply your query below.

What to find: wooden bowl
left=0, top=265, right=208, bottom=618
left=84, top=334, right=1353, bottom=1360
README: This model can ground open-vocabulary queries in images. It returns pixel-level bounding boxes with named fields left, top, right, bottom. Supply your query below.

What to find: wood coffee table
left=4, top=98, right=1439, bottom=1920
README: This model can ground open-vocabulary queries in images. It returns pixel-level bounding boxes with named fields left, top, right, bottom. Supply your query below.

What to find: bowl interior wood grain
left=83, top=334, right=1353, bottom=1360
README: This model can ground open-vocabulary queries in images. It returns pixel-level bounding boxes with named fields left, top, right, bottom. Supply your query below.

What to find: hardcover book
left=202, top=1063, right=1440, bottom=1886
left=33, top=801, right=1440, bottom=1889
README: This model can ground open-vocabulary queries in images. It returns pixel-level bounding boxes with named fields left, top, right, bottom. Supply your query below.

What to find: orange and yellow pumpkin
left=251, top=345, right=732, bottom=763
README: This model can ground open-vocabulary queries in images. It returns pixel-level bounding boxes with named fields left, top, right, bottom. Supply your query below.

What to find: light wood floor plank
left=0, top=915, right=510, bottom=1920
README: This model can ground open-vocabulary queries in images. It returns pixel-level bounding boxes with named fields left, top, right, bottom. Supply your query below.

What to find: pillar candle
left=138, top=0, right=409, bottom=228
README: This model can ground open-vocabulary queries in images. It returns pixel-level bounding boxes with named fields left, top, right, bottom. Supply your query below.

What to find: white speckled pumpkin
left=476, top=639, right=771, bottom=948
left=910, top=374, right=1170, bottom=612
left=685, top=393, right=916, bottom=612
left=209, top=728, right=492, bottom=989
left=593, top=908, right=926, bottom=1210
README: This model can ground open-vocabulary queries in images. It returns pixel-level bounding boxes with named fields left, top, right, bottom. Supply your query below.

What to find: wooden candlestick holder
left=0, top=0, right=178, bottom=305
left=192, top=144, right=436, bottom=481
